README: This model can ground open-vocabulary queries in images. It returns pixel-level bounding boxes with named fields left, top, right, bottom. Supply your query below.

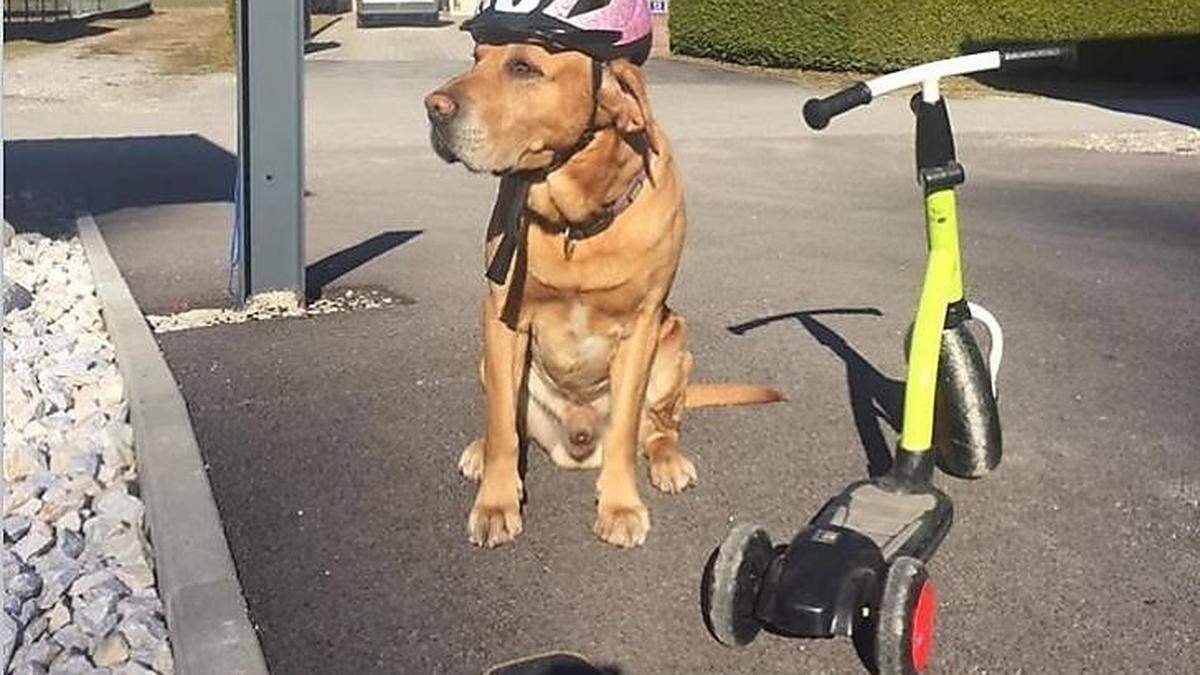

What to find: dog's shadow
left=728, top=308, right=903, bottom=477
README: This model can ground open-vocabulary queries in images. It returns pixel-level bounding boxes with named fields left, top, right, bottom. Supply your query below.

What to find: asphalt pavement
left=6, top=18, right=1200, bottom=675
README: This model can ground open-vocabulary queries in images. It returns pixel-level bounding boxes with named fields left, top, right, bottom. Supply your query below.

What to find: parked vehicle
left=355, top=0, right=440, bottom=27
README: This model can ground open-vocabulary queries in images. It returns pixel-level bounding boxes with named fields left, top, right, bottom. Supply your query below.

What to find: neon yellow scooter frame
left=900, top=188, right=963, bottom=452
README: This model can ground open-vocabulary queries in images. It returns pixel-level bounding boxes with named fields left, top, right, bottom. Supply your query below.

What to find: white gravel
left=146, top=287, right=401, bottom=334
left=3, top=233, right=175, bottom=675
left=1002, top=129, right=1200, bottom=156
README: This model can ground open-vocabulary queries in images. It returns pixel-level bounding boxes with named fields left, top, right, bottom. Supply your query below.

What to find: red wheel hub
left=910, top=579, right=937, bottom=671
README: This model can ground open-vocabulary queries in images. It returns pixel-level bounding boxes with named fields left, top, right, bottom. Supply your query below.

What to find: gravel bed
left=3, top=233, right=175, bottom=675
left=1003, top=129, right=1200, bottom=156
left=145, top=287, right=405, bottom=334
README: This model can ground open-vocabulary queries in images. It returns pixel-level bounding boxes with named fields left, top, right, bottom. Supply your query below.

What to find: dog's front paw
left=468, top=483, right=523, bottom=547
left=649, top=452, right=697, bottom=494
left=593, top=499, right=650, bottom=548
left=458, top=439, right=484, bottom=481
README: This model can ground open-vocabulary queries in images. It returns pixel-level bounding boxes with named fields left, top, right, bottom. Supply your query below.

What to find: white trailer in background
left=355, top=0, right=441, bottom=27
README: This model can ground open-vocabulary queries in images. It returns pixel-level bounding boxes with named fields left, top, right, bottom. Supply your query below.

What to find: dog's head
left=424, top=43, right=655, bottom=175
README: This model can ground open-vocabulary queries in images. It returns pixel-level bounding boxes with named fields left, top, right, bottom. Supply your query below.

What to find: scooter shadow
left=728, top=308, right=903, bottom=478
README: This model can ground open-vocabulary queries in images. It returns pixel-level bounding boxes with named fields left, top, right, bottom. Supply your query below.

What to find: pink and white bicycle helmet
left=463, top=0, right=652, bottom=65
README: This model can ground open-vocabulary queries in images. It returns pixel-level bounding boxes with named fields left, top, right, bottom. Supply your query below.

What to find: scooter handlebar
left=999, top=44, right=1076, bottom=69
left=802, top=82, right=872, bottom=130
left=802, top=45, right=1073, bottom=130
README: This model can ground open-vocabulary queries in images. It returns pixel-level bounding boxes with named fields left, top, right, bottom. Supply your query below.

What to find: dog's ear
left=598, top=59, right=660, bottom=155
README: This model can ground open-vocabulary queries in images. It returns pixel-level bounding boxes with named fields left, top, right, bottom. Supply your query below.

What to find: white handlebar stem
left=865, top=51, right=1001, bottom=100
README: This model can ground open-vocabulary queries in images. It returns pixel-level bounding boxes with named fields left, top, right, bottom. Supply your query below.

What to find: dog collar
left=484, top=165, right=647, bottom=284
left=566, top=168, right=647, bottom=244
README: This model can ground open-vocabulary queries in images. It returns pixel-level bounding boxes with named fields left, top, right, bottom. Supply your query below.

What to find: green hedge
left=670, top=1, right=1200, bottom=72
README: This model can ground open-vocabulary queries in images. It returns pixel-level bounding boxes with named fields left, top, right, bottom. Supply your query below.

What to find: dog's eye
left=506, top=58, right=542, bottom=79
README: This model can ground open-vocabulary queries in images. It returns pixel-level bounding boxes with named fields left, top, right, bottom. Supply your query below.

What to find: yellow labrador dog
left=426, top=43, right=780, bottom=548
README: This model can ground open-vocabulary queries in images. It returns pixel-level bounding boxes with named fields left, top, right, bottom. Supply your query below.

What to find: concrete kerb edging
left=76, top=214, right=270, bottom=675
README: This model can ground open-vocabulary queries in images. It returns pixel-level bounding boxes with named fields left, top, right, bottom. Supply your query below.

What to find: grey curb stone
left=76, top=214, right=269, bottom=675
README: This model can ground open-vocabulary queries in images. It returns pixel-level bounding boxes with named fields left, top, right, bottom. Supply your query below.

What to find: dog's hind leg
left=641, top=310, right=698, bottom=494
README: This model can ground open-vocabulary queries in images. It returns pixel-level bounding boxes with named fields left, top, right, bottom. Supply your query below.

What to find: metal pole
left=2, top=0, right=7, bottom=535
left=235, top=0, right=306, bottom=306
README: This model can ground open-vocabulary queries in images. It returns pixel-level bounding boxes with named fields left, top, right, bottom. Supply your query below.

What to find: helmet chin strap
left=484, top=174, right=533, bottom=285
left=485, top=57, right=604, bottom=286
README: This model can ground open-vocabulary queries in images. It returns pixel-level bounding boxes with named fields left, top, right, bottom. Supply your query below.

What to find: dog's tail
left=684, top=383, right=786, bottom=409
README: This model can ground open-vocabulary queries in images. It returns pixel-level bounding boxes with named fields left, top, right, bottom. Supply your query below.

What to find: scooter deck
left=814, top=480, right=953, bottom=562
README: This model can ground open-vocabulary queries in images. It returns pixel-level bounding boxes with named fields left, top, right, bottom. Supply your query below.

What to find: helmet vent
left=567, top=0, right=611, bottom=18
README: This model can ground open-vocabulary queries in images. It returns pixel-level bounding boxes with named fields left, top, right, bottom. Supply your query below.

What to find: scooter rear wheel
left=702, top=522, right=774, bottom=647
left=934, top=324, right=1002, bottom=478
left=875, top=556, right=936, bottom=674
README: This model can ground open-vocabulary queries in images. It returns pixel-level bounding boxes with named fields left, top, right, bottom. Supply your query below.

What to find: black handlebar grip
left=803, top=81, right=872, bottom=130
left=999, top=44, right=1077, bottom=69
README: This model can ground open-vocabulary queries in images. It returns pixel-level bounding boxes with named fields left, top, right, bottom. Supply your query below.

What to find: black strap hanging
left=484, top=175, right=532, bottom=285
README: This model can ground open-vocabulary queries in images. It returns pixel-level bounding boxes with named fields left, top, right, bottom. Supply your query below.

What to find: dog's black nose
left=570, top=429, right=593, bottom=447
left=424, top=91, right=458, bottom=123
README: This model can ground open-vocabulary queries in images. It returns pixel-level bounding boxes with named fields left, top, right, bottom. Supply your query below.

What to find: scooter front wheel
left=702, top=522, right=774, bottom=647
left=875, top=556, right=937, bottom=675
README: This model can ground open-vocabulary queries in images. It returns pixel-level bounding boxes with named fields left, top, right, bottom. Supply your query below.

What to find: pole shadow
left=304, top=230, right=422, bottom=301
left=728, top=308, right=903, bottom=477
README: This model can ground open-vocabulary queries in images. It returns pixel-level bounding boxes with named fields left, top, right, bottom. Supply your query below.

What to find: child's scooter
left=701, top=46, right=1072, bottom=674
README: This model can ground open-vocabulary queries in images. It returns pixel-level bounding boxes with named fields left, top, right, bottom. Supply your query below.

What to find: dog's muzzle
left=424, top=90, right=497, bottom=173
left=425, top=91, right=461, bottom=163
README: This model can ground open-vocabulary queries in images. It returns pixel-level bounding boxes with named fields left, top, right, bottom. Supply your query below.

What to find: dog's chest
left=528, top=302, right=617, bottom=397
